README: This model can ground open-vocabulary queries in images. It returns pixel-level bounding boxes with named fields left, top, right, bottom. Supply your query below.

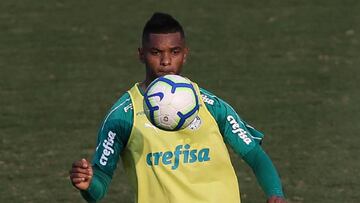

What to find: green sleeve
left=80, top=166, right=112, bottom=202
left=81, top=92, right=133, bottom=202
left=91, top=92, right=133, bottom=175
left=243, top=145, right=285, bottom=198
left=200, top=88, right=264, bottom=156
left=200, top=88, right=284, bottom=197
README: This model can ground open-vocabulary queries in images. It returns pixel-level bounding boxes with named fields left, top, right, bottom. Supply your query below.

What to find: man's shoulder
left=105, top=91, right=133, bottom=120
left=199, top=87, right=222, bottom=107
left=199, top=87, right=238, bottom=120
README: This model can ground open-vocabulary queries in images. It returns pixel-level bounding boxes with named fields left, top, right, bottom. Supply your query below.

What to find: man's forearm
left=80, top=165, right=112, bottom=202
left=243, top=145, right=284, bottom=198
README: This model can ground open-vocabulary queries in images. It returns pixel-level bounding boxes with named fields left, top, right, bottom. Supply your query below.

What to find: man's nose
left=160, top=53, right=171, bottom=66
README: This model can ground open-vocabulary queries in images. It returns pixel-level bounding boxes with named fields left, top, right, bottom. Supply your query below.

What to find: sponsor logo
left=188, top=116, right=202, bottom=130
left=146, top=144, right=210, bottom=170
left=227, top=115, right=252, bottom=145
left=99, top=131, right=116, bottom=166
left=124, top=103, right=133, bottom=112
left=201, top=94, right=214, bottom=105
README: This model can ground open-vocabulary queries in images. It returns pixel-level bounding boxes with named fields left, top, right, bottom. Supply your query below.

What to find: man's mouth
left=158, top=71, right=175, bottom=75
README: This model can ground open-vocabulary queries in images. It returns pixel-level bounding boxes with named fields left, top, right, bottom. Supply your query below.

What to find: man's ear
left=138, top=47, right=145, bottom=63
left=183, top=47, right=189, bottom=63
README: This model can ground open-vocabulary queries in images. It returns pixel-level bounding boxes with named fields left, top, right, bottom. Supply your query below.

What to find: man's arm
left=79, top=165, right=112, bottom=202
left=200, top=88, right=286, bottom=202
left=243, top=145, right=284, bottom=198
left=70, top=93, right=133, bottom=202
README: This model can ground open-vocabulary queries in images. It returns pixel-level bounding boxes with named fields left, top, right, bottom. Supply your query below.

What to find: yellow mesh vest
left=122, top=83, right=241, bottom=203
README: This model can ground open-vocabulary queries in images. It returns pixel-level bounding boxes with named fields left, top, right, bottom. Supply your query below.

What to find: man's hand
left=267, top=196, right=287, bottom=203
left=70, top=158, right=93, bottom=190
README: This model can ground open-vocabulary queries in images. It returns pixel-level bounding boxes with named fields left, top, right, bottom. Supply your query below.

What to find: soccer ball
left=143, top=75, right=199, bottom=131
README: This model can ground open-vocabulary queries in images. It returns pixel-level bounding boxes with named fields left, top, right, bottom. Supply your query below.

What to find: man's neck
left=139, top=81, right=147, bottom=92
left=140, top=75, right=156, bottom=92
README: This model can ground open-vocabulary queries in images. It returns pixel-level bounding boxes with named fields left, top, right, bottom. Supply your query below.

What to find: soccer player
left=70, top=12, right=287, bottom=203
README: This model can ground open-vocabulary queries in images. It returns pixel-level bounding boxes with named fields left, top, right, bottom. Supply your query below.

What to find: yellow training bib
left=122, top=83, right=240, bottom=203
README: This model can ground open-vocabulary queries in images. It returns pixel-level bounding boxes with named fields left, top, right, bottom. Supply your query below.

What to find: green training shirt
left=82, top=85, right=284, bottom=202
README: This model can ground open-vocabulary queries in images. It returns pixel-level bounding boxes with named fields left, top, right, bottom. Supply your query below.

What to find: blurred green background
left=1, top=0, right=359, bottom=202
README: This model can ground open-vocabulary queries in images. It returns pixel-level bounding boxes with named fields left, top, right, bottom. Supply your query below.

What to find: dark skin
left=69, top=159, right=92, bottom=190
left=138, top=32, right=189, bottom=91
left=69, top=32, right=286, bottom=203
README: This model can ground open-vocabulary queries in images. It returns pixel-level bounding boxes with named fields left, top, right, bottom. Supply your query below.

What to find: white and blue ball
left=143, top=75, right=199, bottom=131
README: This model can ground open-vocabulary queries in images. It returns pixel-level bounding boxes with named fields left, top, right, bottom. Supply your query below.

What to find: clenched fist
left=69, top=159, right=93, bottom=190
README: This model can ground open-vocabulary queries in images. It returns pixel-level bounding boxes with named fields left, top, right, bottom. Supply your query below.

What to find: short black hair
left=142, top=12, right=185, bottom=45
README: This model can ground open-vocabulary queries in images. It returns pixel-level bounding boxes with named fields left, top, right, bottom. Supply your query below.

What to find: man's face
left=138, top=32, right=188, bottom=82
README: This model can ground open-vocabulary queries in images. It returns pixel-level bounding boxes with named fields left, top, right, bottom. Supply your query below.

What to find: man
left=70, top=12, right=287, bottom=203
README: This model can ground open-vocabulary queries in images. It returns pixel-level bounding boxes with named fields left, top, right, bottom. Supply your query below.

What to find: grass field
left=1, top=0, right=359, bottom=202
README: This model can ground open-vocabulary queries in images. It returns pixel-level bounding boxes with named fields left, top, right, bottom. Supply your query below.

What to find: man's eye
left=151, top=50, right=160, bottom=55
left=172, top=50, right=180, bottom=55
